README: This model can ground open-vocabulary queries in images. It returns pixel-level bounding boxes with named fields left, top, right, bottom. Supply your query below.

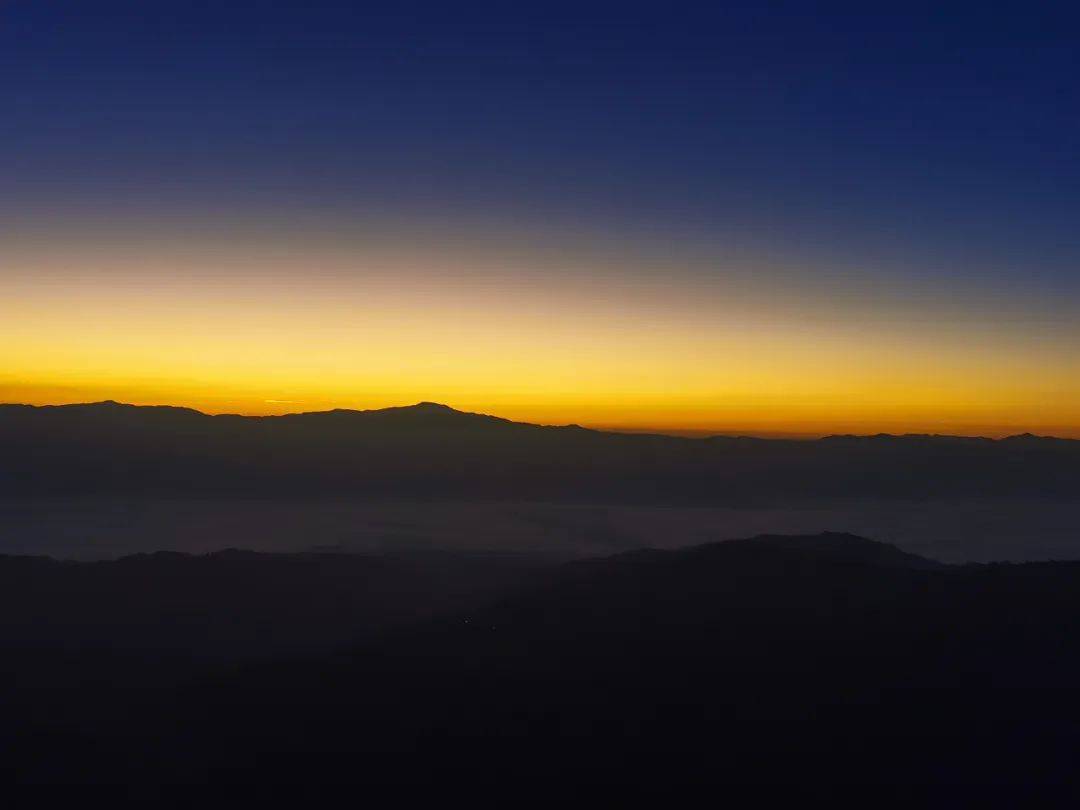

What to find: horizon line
left=2, top=399, right=1075, bottom=443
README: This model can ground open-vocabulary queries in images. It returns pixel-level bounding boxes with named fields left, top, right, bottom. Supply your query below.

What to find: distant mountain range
left=2, top=400, right=1077, bottom=501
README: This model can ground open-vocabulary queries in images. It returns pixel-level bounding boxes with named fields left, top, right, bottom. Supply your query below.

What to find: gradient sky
left=3, top=1, right=1079, bottom=436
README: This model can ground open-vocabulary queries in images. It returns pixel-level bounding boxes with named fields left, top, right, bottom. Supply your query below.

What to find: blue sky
left=3, top=1, right=1079, bottom=432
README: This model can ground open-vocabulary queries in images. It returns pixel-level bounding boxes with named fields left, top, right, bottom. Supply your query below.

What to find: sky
left=3, top=1, right=1079, bottom=436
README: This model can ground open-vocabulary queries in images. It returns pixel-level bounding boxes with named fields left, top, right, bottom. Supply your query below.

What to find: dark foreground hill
left=5, top=533, right=1080, bottom=788
left=0, top=548, right=542, bottom=659
left=2, top=400, right=1079, bottom=502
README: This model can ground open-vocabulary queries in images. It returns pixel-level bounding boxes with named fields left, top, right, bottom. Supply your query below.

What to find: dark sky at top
left=5, top=1, right=1079, bottom=284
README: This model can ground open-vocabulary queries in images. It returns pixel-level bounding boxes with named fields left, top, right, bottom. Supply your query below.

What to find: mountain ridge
left=3, top=400, right=1079, bottom=501
left=2, top=400, right=1076, bottom=443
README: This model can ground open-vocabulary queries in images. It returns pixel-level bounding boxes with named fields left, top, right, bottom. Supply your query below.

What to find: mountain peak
left=1002, top=432, right=1060, bottom=443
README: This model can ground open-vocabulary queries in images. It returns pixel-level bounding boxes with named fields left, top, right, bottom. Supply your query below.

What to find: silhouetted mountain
left=6, top=532, right=1080, bottom=787
left=181, top=534, right=1080, bottom=786
left=2, top=401, right=1078, bottom=501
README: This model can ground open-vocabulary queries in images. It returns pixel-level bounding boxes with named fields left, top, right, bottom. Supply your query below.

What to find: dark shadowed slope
left=721, top=530, right=947, bottom=569
left=2, top=401, right=1078, bottom=501
left=175, top=533, right=1080, bottom=785
left=7, top=532, right=1080, bottom=786
left=0, top=548, right=542, bottom=659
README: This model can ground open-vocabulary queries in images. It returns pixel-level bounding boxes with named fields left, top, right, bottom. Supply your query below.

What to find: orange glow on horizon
left=3, top=230, right=1079, bottom=439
